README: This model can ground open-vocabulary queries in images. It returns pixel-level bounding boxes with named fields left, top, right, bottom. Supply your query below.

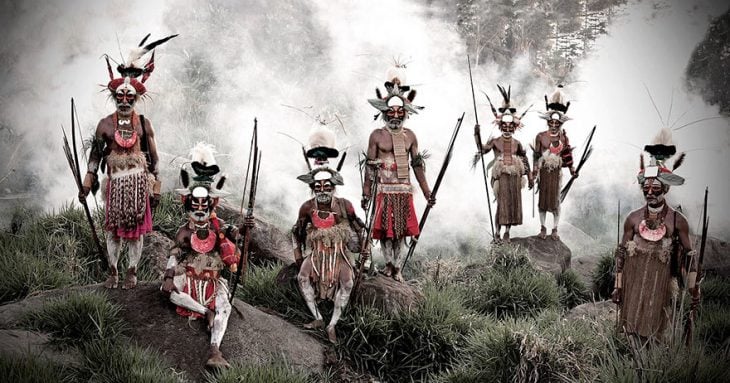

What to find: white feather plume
left=308, top=127, right=336, bottom=150
left=386, top=65, right=407, bottom=85
left=651, top=128, right=674, bottom=146
left=125, top=47, right=149, bottom=68
left=190, top=142, right=217, bottom=166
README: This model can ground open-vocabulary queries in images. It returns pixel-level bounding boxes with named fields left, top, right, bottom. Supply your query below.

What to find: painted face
left=642, top=178, right=667, bottom=207
left=547, top=113, right=563, bottom=134
left=187, top=187, right=213, bottom=228
left=313, top=180, right=334, bottom=205
left=499, top=115, right=517, bottom=138
left=384, top=97, right=407, bottom=130
left=114, top=86, right=137, bottom=117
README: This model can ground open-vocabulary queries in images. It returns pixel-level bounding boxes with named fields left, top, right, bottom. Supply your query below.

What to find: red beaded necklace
left=191, top=229, right=217, bottom=254
left=113, top=113, right=138, bottom=148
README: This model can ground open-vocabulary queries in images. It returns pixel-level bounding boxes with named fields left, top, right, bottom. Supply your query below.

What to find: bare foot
left=326, top=325, right=337, bottom=344
left=550, top=229, right=560, bottom=241
left=491, top=233, right=502, bottom=245
left=538, top=226, right=547, bottom=240
left=122, top=268, right=137, bottom=290
left=382, top=263, right=394, bottom=278
left=104, top=273, right=119, bottom=289
left=503, top=232, right=511, bottom=244
left=393, top=268, right=404, bottom=283
left=205, top=345, right=230, bottom=369
left=303, top=319, right=324, bottom=329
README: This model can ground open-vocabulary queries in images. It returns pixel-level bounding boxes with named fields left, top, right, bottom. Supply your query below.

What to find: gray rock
left=354, top=274, right=423, bottom=315
left=565, top=300, right=617, bottom=322
left=0, top=282, right=325, bottom=382
left=510, top=236, right=572, bottom=276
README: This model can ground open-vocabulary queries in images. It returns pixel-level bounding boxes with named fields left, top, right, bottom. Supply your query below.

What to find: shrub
left=696, top=302, right=730, bottom=348
left=19, top=291, right=125, bottom=347
left=557, top=269, right=590, bottom=309
left=591, top=252, right=615, bottom=300
left=338, top=284, right=488, bottom=381
left=701, top=275, right=730, bottom=305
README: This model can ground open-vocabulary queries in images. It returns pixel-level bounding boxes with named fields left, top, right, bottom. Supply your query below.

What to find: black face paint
left=313, top=180, right=334, bottom=204
left=642, top=179, right=666, bottom=207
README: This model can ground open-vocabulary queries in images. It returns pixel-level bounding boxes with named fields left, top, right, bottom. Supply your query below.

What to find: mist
left=0, top=0, right=727, bottom=258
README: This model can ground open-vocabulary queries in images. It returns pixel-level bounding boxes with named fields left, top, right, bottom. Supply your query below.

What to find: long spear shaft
left=68, top=98, right=108, bottom=270
left=468, top=56, right=495, bottom=240
left=402, top=113, right=464, bottom=272
left=685, top=187, right=709, bottom=346
left=231, top=119, right=259, bottom=302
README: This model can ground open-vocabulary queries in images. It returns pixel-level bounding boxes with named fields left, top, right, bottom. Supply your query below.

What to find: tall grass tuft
left=0, top=354, right=69, bottom=383
left=19, top=291, right=126, bottom=347
left=204, top=361, right=313, bottom=383
left=434, top=310, right=611, bottom=382
left=234, top=264, right=312, bottom=323
left=73, top=339, right=182, bottom=383
left=557, top=269, right=591, bottom=309
left=151, top=192, right=186, bottom=238
left=0, top=251, right=75, bottom=303
left=591, top=251, right=615, bottom=300
left=337, top=284, right=488, bottom=381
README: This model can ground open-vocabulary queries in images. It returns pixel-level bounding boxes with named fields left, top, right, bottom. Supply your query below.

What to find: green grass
left=234, top=264, right=312, bottom=323
left=0, top=251, right=76, bottom=303
left=19, top=291, right=126, bottom=347
left=73, top=339, right=182, bottom=383
left=557, top=268, right=591, bottom=309
left=337, top=284, right=489, bottom=381
left=204, top=361, right=313, bottom=383
left=434, top=310, right=612, bottom=382
left=591, top=251, right=615, bottom=300
left=0, top=354, right=69, bottom=383
left=151, top=192, right=186, bottom=238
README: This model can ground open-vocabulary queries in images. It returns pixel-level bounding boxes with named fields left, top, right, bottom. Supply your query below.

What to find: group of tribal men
left=76, top=36, right=702, bottom=368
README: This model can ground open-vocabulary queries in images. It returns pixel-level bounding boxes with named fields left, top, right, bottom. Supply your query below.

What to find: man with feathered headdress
left=611, top=129, right=698, bottom=342
left=532, top=85, right=577, bottom=240
left=78, top=33, right=176, bottom=289
left=161, top=143, right=253, bottom=368
left=292, top=144, right=369, bottom=342
left=362, top=64, right=434, bottom=282
left=475, top=85, right=534, bottom=243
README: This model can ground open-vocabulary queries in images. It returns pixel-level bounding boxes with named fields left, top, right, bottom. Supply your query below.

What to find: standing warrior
left=532, top=86, right=576, bottom=240
left=611, top=129, right=698, bottom=342
left=475, top=85, right=533, bottom=243
left=79, top=34, right=176, bottom=289
left=293, top=164, right=368, bottom=343
left=162, top=143, right=252, bottom=368
left=362, top=67, right=434, bottom=282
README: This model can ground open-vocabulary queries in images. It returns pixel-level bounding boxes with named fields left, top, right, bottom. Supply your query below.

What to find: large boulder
left=353, top=274, right=424, bottom=315
left=0, top=282, right=325, bottom=382
left=510, top=236, right=572, bottom=276
left=142, top=231, right=175, bottom=280
left=216, top=201, right=294, bottom=265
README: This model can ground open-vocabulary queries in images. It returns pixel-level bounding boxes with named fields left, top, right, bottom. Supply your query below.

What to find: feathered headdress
left=306, top=127, right=339, bottom=166
left=296, top=167, right=344, bottom=186
left=637, top=128, right=686, bottom=186
left=177, top=142, right=228, bottom=198
left=104, top=33, right=178, bottom=96
left=368, top=62, right=424, bottom=120
left=484, top=84, right=530, bottom=129
left=539, top=85, right=571, bottom=123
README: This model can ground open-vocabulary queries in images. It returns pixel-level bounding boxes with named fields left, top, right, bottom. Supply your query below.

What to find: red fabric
left=108, top=196, right=153, bottom=240
left=176, top=267, right=219, bottom=318
left=107, top=77, right=147, bottom=95
left=218, top=237, right=238, bottom=266
left=372, top=192, right=420, bottom=240
left=311, top=210, right=336, bottom=229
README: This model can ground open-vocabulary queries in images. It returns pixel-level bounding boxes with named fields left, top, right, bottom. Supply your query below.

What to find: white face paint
left=188, top=187, right=212, bottom=227
left=384, top=97, right=407, bottom=131
left=114, top=82, right=137, bottom=117
left=313, top=180, right=334, bottom=204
